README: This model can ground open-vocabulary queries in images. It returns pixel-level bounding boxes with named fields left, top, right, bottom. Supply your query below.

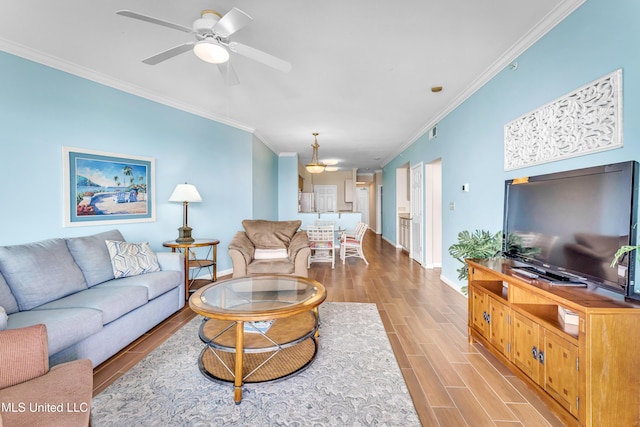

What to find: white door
left=376, top=184, right=383, bottom=234
left=424, top=159, right=442, bottom=268
left=314, top=185, right=337, bottom=212
left=356, top=186, right=370, bottom=225
left=411, top=163, right=423, bottom=265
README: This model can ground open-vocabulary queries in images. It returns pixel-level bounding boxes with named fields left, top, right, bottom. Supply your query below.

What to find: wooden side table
left=163, top=239, right=220, bottom=300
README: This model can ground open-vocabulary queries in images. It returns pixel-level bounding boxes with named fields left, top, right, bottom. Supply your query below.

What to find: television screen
left=503, top=161, right=638, bottom=297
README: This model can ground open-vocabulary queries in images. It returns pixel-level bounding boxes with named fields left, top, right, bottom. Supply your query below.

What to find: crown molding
left=0, top=38, right=255, bottom=133
left=252, top=131, right=278, bottom=153
left=381, top=0, right=586, bottom=167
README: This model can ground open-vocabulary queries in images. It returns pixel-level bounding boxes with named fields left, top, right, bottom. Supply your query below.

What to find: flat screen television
left=503, top=161, right=639, bottom=299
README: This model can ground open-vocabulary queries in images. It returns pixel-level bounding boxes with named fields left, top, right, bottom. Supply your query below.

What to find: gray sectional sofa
left=0, top=229, right=184, bottom=367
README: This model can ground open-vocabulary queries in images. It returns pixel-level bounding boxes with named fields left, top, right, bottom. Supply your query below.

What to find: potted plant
left=448, top=230, right=502, bottom=294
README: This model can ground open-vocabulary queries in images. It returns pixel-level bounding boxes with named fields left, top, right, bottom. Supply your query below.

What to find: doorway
left=314, top=185, right=337, bottom=212
left=376, top=184, right=383, bottom=234
left=356, top=186, right=370, bottom=226
left=410, top=162, right=423, bottom=264
left=424, top=159, right=442, bottom=268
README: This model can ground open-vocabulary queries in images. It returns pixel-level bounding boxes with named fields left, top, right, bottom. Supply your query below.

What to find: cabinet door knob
left=532, top=346, right=538, bottom=359
left=538, top=351, right=545, bottom=365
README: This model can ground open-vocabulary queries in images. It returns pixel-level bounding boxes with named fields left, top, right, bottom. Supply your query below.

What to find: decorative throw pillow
left=105, top=240, right=161, bottom=279
left=242, top=220, right=302, bottom=249
left=253, top=248, right=289, bottom=260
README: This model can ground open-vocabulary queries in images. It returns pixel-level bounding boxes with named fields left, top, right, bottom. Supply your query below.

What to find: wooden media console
left=467, top=258, right=640, bottom=426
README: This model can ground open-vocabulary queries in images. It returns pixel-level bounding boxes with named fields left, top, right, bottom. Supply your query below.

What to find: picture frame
left=63, top=146, right=156, bottom=227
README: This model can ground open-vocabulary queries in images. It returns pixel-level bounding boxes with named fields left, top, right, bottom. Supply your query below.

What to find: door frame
left=424, top=159, right=442, bottom=268
left=410, top=162, right=424, bottom=265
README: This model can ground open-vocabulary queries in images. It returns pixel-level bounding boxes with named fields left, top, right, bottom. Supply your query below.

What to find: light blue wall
left=0, top=51, right=279, bottom=273
left=278, top=154, right=299, bottom=219
left=383, top=0, right=640, bottom=290
left=251, top=135, right=279, bottom=220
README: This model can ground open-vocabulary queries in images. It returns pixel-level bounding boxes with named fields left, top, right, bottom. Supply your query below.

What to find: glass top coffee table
left=188, top=275, right=327, bottom=403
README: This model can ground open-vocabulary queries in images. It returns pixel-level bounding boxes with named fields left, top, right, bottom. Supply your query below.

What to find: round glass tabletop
left=189, top=275, right=326, bottom=320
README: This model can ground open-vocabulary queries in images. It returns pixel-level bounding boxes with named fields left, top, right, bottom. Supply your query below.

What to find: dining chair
left=340, top=222, right=369, bottom=265
left=307, top=225, right=335, bottom=269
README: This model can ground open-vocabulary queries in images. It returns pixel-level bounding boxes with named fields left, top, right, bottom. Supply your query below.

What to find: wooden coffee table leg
left=233, top=321, right=244, bottom=404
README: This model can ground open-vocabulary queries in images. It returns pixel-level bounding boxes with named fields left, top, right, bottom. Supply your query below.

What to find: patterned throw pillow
left=105, top=240, right=161, bottom=278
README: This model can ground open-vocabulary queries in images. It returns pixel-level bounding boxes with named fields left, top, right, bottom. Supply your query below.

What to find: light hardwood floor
left=92, top=231, right=565, bottom=427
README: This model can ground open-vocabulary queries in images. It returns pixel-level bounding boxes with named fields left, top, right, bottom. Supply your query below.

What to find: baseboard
left=381, top=236, right=396, bottom=247
left=194, top=268, right=233, bottom=281
left=440, top=274, right=466, bottom=297
left=216, top=268, right=233, bottom=279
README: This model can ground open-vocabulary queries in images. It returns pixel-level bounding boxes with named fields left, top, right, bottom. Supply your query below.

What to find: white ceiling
left=0, top=0, right=582, bottom=172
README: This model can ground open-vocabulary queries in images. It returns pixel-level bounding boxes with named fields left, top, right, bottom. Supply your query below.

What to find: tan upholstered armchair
left=0, top=324, right=93, bottom=427
left=228, top=220, right=310, bottom=277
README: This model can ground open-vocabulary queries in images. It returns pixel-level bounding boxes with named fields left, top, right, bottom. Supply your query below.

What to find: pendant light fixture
left=305, top=133, right=326, bottom=174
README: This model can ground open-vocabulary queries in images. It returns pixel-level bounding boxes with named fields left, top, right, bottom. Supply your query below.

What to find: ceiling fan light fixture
left=194, top=40, right=229, bottom=64
left=305, top=132, right=326, bottom=174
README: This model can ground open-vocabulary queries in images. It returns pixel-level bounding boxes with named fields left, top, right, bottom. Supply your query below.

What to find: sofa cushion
left=242, top=220, right=302, bottom=249
left=0, top=306, right=7, bottom=330
left=7, top=308, right=103, bottom=355
left=0, top=272, right=19, bottom=314
left=247, top=259, right=295, bottom=275
left=66, top=229, right=125, bottom=287
left=105, top=240, right=161, bottom=278
left=0, top=238, right=88, bottom=311
left=36, top=286, right=148, bottom=325
left=96, top=270, right=182, bottom=300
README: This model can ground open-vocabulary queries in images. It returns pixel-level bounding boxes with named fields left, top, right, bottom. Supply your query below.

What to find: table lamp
left=168, top=183, right=202, bottom=243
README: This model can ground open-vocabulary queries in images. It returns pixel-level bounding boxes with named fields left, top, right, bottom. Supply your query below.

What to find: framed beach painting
left=63, top=147, right=156, bottom=226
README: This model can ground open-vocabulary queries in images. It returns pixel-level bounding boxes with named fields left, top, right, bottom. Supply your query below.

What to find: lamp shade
left=168, top=183, right=202, bottom=203
left=306, top=164, right=326, bottom=173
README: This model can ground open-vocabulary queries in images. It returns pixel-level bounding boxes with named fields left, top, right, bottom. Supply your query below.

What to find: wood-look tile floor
left=92, top=231, right=565, bottom=426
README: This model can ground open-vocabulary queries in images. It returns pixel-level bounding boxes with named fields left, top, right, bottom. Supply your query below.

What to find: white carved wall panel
left=504, top=69, right=622, bottom=171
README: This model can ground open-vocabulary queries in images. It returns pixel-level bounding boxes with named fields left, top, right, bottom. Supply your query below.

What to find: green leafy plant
left=448, top=230, right=502, bottom=282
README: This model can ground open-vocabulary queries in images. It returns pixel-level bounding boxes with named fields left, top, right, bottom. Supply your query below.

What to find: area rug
left=92, top=302, right=420, bottom=426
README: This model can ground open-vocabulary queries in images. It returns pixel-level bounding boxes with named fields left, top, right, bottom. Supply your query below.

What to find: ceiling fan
left=116, top=8, right=292, bottom=86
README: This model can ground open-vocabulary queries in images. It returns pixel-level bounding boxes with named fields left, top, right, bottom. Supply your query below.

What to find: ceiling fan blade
left=228, top=42, right=292, bottom=73
left=142, top=42, right=195, bottom=65
left=217, top=61, right=240, bottom=86
left=214, top=8, right=252, bottom=38
left=117, top=10, right=192, bottom=33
